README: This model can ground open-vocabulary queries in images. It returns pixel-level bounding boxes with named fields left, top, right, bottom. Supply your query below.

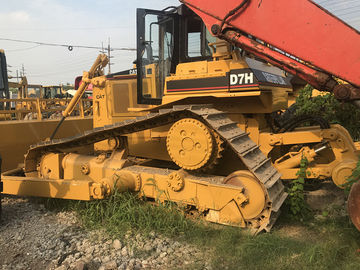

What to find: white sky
left=1, top=0, right=359, bottom=85
left=1, top=0, right=179, bottom=85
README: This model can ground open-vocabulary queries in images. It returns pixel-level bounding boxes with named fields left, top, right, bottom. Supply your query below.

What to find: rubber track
left=25, top=105, right=287, bottom=232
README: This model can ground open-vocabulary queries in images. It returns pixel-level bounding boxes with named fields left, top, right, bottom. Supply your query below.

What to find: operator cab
left=136, top=5, right=215, bottom=105
left=43, top=86, right=66, bottom=99
left=134, top=5, right=292, bottom=107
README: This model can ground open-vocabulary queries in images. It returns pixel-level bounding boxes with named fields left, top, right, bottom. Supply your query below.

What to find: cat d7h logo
left=230, top=72, right=254, bottom=85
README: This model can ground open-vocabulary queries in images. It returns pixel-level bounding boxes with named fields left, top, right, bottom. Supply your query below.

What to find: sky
left=1, top=0, right=179, bottom=85
left=1, top=0, right=359, bottom=85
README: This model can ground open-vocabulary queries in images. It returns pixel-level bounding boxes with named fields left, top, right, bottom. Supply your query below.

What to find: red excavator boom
left=181, top=0, right=360, bottom=102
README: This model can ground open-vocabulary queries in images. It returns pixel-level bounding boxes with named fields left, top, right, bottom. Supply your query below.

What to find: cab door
left=136, top=9, right=177, bottom=105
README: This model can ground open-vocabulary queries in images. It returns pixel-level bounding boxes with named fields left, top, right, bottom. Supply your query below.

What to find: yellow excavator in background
left=2, top=1, right=360, bottom=233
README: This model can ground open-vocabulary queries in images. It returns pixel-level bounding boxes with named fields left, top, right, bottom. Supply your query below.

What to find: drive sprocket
left=199, top=132, right=224, bottom=173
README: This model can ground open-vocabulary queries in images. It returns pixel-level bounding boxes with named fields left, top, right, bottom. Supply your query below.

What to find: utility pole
left=21, top=64, right=25, bottom=77
left=107, top=38, right=114, bottom=74
left=100, top=38, right=114, bottom=75
left=108, top=40, right=111, bottom=74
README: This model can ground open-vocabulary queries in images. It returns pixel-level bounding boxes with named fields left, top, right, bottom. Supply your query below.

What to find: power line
left=28, top=52, right=99, bottom=69
left=0, top=37, right=136, bottom=51
left=5, top=45, right=42, bottom=52
left=336, top=8, right=360, bottom=18
left=23, top=50, right=99, bottom=68
left=7, top=53, right=98, bottom=73
left=316, top=0, right=359, bottom=7
left=347, top=17, right=360, bottom=24
left=28, top=60, right=97, bottom=73
left=326, top=4, right=360, bottom=14
left=29, top=62, right=97, bottom=76
left=316, top=0, right=339, bottom=5
left=315, top=0, right=360, bottom=14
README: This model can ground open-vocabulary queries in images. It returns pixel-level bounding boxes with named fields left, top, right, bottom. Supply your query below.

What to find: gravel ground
left=0, top=195, right=211, bottom=270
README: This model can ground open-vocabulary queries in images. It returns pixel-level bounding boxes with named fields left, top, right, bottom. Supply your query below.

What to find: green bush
left=295, top=85, right=360, bottom=140
left=286, top=156, right=311, bottom=220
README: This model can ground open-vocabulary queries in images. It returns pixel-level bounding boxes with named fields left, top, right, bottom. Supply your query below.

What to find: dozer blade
left=348, top=181, right=360, bottom=231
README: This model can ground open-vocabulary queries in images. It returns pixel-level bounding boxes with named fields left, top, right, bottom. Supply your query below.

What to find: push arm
left=50, top=54, right=108, bottom=140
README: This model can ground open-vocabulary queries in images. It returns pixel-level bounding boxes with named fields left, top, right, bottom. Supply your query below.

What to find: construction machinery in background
left=1, top=50, right=91, bottom=121
left=0, top=50, right=10, bottom=111
left=0, top=50, right=93, bottom=172
left=43, top=85, right=68, bottom=99
left=2, top=0, right=360, bottom=232
left=3, top=78, right=89, bottom=121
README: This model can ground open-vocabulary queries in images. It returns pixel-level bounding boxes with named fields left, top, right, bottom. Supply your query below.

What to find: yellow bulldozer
left=0, top=49, right=93, bottom=172
left=2, top=2, right=360, bottom=233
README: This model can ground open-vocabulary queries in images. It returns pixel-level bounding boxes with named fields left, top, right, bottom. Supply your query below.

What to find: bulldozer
left=2, top=0, right=360, bottom=233
left=0, top=50, right=93, bottom=172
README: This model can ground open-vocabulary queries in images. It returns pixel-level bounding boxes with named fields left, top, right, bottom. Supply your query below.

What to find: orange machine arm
left=181, top=0, right=360, bottom=103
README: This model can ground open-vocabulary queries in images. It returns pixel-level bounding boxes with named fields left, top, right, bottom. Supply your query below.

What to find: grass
left=41, top=192, right=360, bottom=270
left=72, top=193, right=194, bottom=237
